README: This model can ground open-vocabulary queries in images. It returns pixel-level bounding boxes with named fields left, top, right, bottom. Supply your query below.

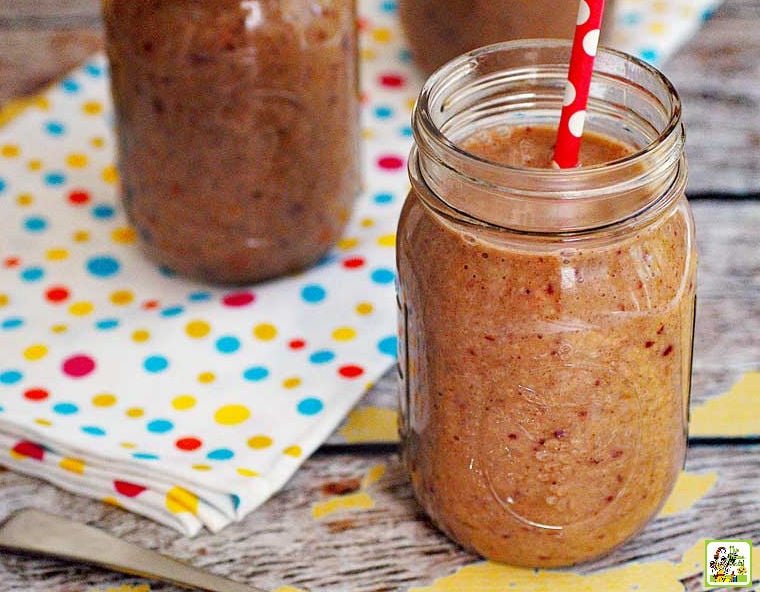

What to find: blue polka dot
left=44, top=121, right=66, bottom=136
left=374, top=105, right=394, bottom=119
left=243, top=366, right=269, bottom=381
left=52, top=402, right=79, bottom=415
left=81, top=425, right=106, bottom=436
left=0, top=369, right=23, bottom=385
left=158, top=266, right=177, bottom=278
left=374, top=192, right=394, bottom=205
left=61, top=78, right=80, bottom=93
left=701, top=7, right=716, bottom=21
left=381, top=0, right=397, bottom=12
left=378, top=335, right=398, bottom=357
left=399, top=125, right=413, bottom=138
left=188, top=291, right=212, bottom=302
left=23, top=216, right=48, bottom=232
left=86, top=255, right=120, bottom=278
left=399, top=48, right=412, bottom=63
left=216, top=335, right=241, bottom=354
left=309, top=350, right=335, bottom=364
left=371, top=268, right=395, bottom=284
left=44, top=171, right=66, bottom=186
left=297, top=397, right=324, bottom=416
left=132, top=452, right=159, bottom=460
left=207, top=448, right=235, bottom=461
left=92, top=204, right=116, bottom=219
left=84, top=62, right=104, bottom=77
left=95, top=318, right=120, bottom=330
left=20, top=267, right=45, bottom=282
left=315, top=253, right=338, bottom=267
left=1, top=317, right=24, bottom=330
left=639, top=48, right=659, bottom=64
left=146, top=418, right=174, bottom=434
left=143, top=355, right=169, bottom=373
left=301, top=284, right=327, bottom=303
left=160, top=305, right=184, bottom=317
left=0, top=178, right=6, bottom=193
left=231, top=494, right=241, bottom=510
left=0, top=405, right=4, bottom=413
left=620, top=11, right=642, bottom=25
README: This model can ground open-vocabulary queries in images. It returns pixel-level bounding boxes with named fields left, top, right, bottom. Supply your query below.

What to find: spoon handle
left=0, top=508, right=265, bottom=592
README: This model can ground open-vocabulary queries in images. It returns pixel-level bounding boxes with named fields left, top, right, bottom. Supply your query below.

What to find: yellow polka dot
left=192, top=464, right=212, bottom=471
left=16, top=192, right=33, bottom=206
left=60, top=457, right=85, bottom=474
left=66, top=152, right=88, bottom=168
left=28, top=159, right=42, bottom=171
left=185, top=320, right=211, bottom=338
left=92, top=393, right=117, bottom=407
left=171, top=395, right=196, bottom=410
left=648, top=22, right=667, bottom=35
left=73, top=229, right=90, bottom=242
left=120, top=442, right=137, bottom=449
left=126, top=407, right=144, bottom=418
left=236, top=468, right=260, bottom=477
left=360, top=217, right=374, bottom=228
left=0, top=293, right=8, bottom=306
left=1, top=144, right=20, bottom=157
left=165, top=486, right=199, bottom=515
left=110, top=289, right=135, bottom=306
left=372, top=27, right=392, bottom=43
left=111, top=226, right=136, bottom=244
left=406, top=97, right=417, bottom=111
left=45, top=248, right=68, bottom=261
left=101, top=496, right=123, bottom=508
left=356, top=302, right=373, bottom=315
left=361, top=128, right=374, bottom=141
left=35, top=418, right=52, bottom=427
left=282, top=377, right=302, bottom=389
left=68, top=301, right=94, bottom=316
left=332, top=326, right=357, bottom=341
left=214, top=404, right=251, bottom=425
left=338, top=237, right=359, bottom=250
left=50, top=324, right=68, bottom=334
left=91, top=136, right=105, bottom=148
left=652, top=0, right=667, bottom=12
left=360, top=47, right=377, bottom=61
left=253, top=323, right=277, bottom=341
left=247, top=435, right=273, bottom=449
left=198, top=371, right=216, bottom=383
left=377, top=233, right=396, bottom=247
left=23, top=344, right=48, bottom=361
left=102, top=165, right=119, bottom=184
left=283, top=445, right=302, bottom=458
left=82, top=100, right=103, bottom=115
left=132, top=328, right=150, bottom=342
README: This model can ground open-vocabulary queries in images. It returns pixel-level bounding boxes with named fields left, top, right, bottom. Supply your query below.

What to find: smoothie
left=103, top=0, right=360, bottom=284
left=397, top=125, right=696, bottom=566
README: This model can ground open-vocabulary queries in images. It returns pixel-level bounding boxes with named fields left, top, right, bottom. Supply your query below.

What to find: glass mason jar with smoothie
left=396, top=40, right=697, bottom=566
left=399, top=0, right=617, bottom=74
left=102, top=0, right=360, bottom=284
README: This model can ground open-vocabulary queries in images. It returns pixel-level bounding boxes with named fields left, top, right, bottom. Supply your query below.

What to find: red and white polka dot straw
left=552, top=0, right=607, bottom=169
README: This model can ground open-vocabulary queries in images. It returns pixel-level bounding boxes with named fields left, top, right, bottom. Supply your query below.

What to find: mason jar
left=396, top=40, right=697, bottom=567
left=103, top=0, right=360, bottom=284
left=398, top=0, right=617, bottom=74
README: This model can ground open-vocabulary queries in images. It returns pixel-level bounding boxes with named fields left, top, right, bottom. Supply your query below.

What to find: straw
left=552, top=0, right=607, bottom=169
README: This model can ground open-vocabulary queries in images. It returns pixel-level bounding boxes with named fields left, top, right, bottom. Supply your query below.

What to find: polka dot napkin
left=0, top=0, right=721, bottom=535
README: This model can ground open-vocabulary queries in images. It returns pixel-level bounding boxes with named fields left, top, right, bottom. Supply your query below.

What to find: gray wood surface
left=0, top=0, right=758, bottom=591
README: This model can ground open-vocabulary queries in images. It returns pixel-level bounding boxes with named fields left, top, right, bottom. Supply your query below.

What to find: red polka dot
left=3, top=256, right=20, bottom=268
left=338, top=364, right=365, bottom=379
left=142, top=299, right=160, bottom=310
left=288, top=338, right=306, bottom=350
left=379, top=73, right=406, bottom=88
left=377, top=155, right=405, bottom=170
left=12, top=441, right=45, bottom=461
left=222, top=291, right=256, bottom=307
left=68, top=189, right=91, bottom=205
left=62, top=354, right=96, bottom=378
left=175, top=437, right=203, bottom=451
left=45, top=285, right=70, bottom=303
left=342, top=256, right=365, bottom=269
left=23, top=388, right=49, bottom=402
left=357, top=16, right=370, bottom=31
left=114, top=480, right=147, bottom=497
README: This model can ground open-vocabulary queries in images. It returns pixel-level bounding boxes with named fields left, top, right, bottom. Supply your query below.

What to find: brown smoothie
left=103, top=0, right=360, bottom=284
left=397, top=125, right=697, bottom=566
left=399, top=0, right=617, bottom=74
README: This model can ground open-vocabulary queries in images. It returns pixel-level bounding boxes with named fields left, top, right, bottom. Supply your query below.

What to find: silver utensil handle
left=0, top=509, right=265, bottom=592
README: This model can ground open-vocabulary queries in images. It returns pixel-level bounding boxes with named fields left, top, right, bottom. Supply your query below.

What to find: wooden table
left=1, top=1, right=758, bottom=591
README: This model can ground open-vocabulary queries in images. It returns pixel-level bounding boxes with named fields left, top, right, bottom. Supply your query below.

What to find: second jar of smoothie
left=103, top=0, right=360, bottom=284
left=397, top=40, right=697, bottom=567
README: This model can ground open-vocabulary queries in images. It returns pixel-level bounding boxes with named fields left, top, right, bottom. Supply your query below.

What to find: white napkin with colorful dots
left=0, top=0, right=722, bottom=535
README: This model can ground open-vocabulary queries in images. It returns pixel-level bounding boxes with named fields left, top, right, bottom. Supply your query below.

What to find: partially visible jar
left=103, top=0, right=360, bottom=284
left=399, top=0, right=617, bottom=74
left=396, top=41, right=697, bottom=567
